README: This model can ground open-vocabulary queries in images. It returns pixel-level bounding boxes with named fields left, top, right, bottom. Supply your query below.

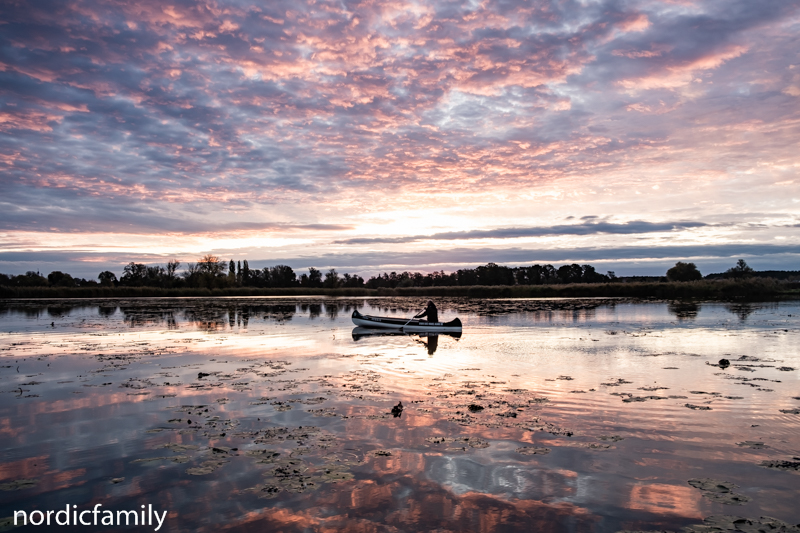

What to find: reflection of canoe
left=351, top=310, right=462, bottom=333
left=351, top=327, right=462, bottom=341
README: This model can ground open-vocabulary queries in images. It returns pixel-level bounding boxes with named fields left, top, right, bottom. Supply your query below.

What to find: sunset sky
left=1, top=0, right=798, bottom=278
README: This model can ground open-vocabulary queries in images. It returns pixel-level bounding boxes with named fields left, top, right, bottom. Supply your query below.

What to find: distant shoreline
left=2, top=278, right=798, bottom=301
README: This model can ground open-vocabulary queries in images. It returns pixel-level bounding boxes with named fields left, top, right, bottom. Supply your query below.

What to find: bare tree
left=197, top=254, right=225, bottom=276
left=166, top=259, right=181, bottom=279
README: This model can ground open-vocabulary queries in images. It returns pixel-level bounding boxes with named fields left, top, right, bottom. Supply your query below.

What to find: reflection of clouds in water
left=627, top=482, right=702, bottom=517
left=427, top=456, right=574, bottom=499
left=2, top=298, right=800, bottom=531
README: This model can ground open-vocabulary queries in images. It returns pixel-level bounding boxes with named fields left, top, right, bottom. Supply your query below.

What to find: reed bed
left=2, top=278, right=797, bottom=300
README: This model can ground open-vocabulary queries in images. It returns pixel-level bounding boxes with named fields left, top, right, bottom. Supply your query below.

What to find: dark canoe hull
left=351, top=310, right=462, bottom=332
left=351, top=327, right=462, bottom=341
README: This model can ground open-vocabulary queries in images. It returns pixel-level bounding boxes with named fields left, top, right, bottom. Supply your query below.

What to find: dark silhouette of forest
left=0, top=257, right=614, bottom=290
left=1, top=257, right=798, bottom=299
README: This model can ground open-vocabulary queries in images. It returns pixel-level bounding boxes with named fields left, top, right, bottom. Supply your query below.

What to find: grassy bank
left=378, top=278, right=799, bottom=299
left=1, top=278, right=798, bottom=300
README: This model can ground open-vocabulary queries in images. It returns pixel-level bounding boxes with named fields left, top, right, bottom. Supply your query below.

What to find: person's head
left=427, top=300, right=434, bottom=306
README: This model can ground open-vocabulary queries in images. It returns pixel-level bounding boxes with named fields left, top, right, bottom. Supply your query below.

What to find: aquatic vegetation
left=688, top=478, right=750, bottom=505
left=1, top=297, right=798, bottom=532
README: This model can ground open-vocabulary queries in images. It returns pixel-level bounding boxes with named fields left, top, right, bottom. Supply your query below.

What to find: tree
left=475, top=263, right=515, bottom=285
left=184, top=263, right=199, bottom=277
left=725, top=259, right=754, bottom=279
left=541, top=264, right=557, bottom=283
left=270, top=265, right=296, bottom=287
left=456, top=268, right=478, bottom=286
left=120, top=262, right=148, bottom=285
left=197, top=255, right=225, bottom=276
left=557, top=264, right=583, bottom=284
left=323, top=268, right=340, bottom=288
left=242, top=260, right=251, bottom=285
left=48, top=271, right=76, bottom=287
left=666, top=261, right=702, bottom=282
left=146, top=266, right=165, bottom=284
left=228, top=259, right=236, bottom=285
left=303, top=267, right=322, bottom=288
left=341, top=273, right=365, bottom=287
left=581, top=264, right=605, bottom=283
left=98, top=271, right=117, bottom=286
left=166, top=260, right=181, bottom=279
left=13, top=271, right=48, bottom=286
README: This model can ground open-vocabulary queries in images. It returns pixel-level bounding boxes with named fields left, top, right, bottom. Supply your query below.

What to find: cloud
left=334, top=220, right=710, bottom=244
left=4, top=244, right=798, bottom=279
left=0, top=0, right=797, bottom=268
left=264, top=244, right=800, bottom=270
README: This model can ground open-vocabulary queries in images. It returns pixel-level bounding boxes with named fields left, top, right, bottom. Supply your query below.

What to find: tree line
left=364, top=262, right=611, bottom=288
left=0, top=257, right=610, bottom=289
left=0, top=257, right=780, bottom=290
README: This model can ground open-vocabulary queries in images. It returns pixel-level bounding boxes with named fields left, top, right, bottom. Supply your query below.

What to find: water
left=1, top=297, right=798, bottom=532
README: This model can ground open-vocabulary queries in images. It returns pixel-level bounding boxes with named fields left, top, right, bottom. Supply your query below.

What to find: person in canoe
left=414, top=300, right=438, bottom=323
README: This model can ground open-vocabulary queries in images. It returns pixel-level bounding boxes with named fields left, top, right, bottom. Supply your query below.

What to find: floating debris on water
left=132, top=455, right=190, bottom=464
left=601, top=378, right=633, bottom=387
left=516, top=446, right=550, bottom=455
left=425, top=436, right=490, bottom=449
left=0, top=479, right=38, bottom=491
left=3, top=297, right=799, bottom=531
left=160, top=443, right=199, bottom=453
left=186, top=458, right=229, bottom=475
left=391, top=401, right=403, bottom=417
left=581, top=442, right=613, bottom=450
left=683, top=515, right=800, bottom=533
left=736, top=441, right=767, bottom=449
left=687, top=478, right=750, bottom=505
left=760, top=458, right=800, bottom=471
left=271, top=401, right=292, bottom=412
left=307, top=407, right=337, bottom=417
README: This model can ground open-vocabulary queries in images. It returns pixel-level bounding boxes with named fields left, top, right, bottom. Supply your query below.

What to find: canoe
left=351, top=327, right=462, bottom=341
left=351, top=310, right=462, bottom=333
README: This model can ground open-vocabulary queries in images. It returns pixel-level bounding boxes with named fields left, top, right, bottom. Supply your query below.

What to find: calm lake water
left=1, top=297, right=798, bottom=532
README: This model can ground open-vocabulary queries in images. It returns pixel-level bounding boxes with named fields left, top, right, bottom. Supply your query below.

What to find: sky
left=1, top=0, right=799, bottom=279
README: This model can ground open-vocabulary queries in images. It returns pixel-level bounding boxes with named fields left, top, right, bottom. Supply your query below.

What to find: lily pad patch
left=516, top=446, right=550, bottom=455
left=687, top=478, right=750, bottom=505
left=0, top=479, right=38, bottom=491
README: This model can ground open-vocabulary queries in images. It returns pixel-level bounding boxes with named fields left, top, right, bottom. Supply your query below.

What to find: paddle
left=399, top=311, right=418, bottom=332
